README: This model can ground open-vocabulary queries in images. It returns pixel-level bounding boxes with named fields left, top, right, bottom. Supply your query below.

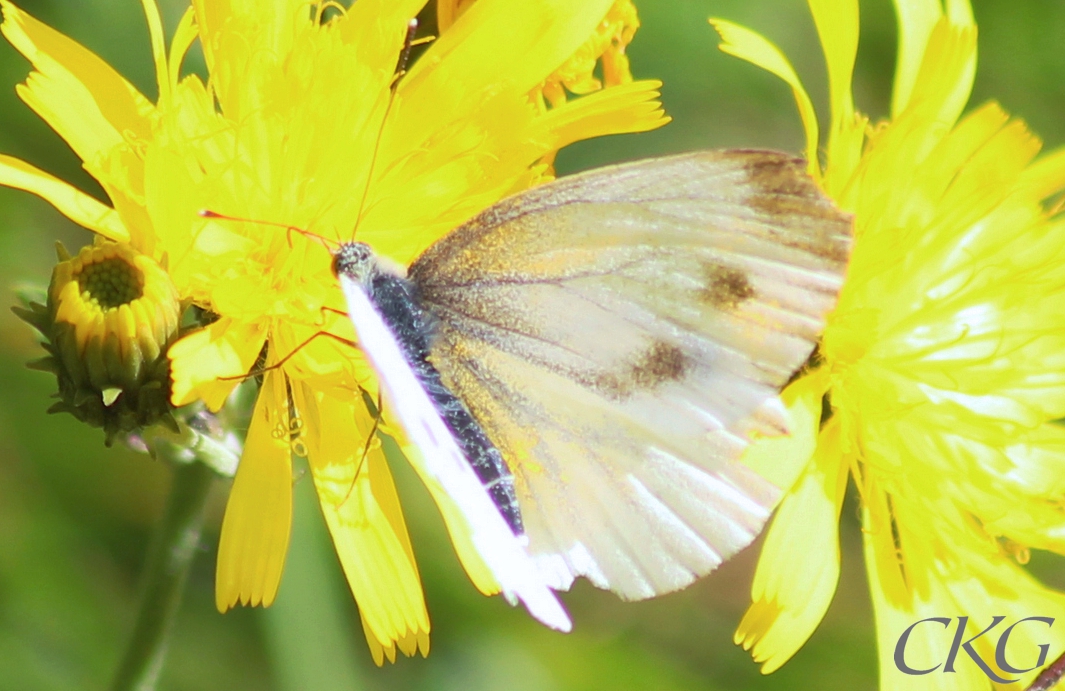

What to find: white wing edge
left=339, top=275, right=572, bottom=632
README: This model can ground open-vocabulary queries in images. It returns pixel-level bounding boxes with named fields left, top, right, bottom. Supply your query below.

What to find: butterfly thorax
left=333, top=241, right=525, bottom=535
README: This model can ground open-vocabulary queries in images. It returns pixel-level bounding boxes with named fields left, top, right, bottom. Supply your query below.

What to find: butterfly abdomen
left=367, top=269, right=525, bottom=535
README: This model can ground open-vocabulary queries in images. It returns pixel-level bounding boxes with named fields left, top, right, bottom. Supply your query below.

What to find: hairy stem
left=1026, top=650, right=1065, bottom=691
left=110, top=456, right=216, bottom=691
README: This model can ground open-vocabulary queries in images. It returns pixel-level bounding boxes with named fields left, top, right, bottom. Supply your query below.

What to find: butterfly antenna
left=198, top=209, right=339, bottom=251
left=351, top=18, right=418, bottom=240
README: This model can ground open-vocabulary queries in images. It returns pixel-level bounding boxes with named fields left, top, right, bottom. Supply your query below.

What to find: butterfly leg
left=338, top=386, right=385, bottom=507
left=218, top=329, right=358, bottom=382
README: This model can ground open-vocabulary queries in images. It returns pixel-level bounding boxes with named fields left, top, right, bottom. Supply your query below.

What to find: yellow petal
left=167, top=8, right=198, bottom=96
left=1019, top=144, right=1065, bottom=203
left=736, top=419, right=846, bottom=674
left=0, top=154, right=129, bottom=241
left=903, top=16, right=976, bottom=135
left=216, top=370, right=293, bottom=611
left=139, top=0, right=170, bottom=105
left=142, top=139, right=225, bottom=269
left=822, top=111, right=868, bottom=203
left=806, top=0, right=865, bottom=196
left=946, top=0, right=974, bottom=24
left=889, top=0, right=941, bottom=117
left=0, top=0, right=154, bottom=168
left=1001, top=424, right=1065, bottom=498
left=191, top=0, right=307, bottom=113
left=536, top=79, right=669, bottom=150
left=932, top=117, right=1040, bottom=236
left=393, top=440, right=500, bottom=596
left=168, top=317, right=266, bottom=410
left=889, top=0, right=973, bottom=117
left=741, top=368, right=828, bottom=494
left=891, top=421, right=1065, bottom=556
left=294, top=384, right=430, bottom=665
left=709, top=19, right=819, bottom=178
left=404, top=0, right=614, bottom=100
left=808, top=0, right=857, bottom=129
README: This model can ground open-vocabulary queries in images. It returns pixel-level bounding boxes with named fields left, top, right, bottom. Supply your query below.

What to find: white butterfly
left=335, top=149, right=851, bottom=629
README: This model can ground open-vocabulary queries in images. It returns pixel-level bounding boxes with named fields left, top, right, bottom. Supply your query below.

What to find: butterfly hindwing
left=408, top=149, right=851, bottom=599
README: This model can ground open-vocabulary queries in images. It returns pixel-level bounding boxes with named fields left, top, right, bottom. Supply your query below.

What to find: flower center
left=77, top=256, right=144, bottom=309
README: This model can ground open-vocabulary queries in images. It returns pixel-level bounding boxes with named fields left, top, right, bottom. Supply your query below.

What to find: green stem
left=110, top=457, right=216, bottom=691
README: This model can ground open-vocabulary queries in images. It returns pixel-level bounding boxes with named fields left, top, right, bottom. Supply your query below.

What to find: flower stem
left=110, top=456, right=216, bottom=691
left=1026, top=650, right=1065, bottom=691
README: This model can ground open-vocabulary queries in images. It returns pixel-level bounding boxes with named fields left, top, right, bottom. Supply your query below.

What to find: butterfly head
left=332, top=241, right=378, bottom=290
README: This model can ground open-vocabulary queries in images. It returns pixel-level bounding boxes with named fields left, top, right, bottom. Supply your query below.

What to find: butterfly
left=331, top=148, right=852, bottom=630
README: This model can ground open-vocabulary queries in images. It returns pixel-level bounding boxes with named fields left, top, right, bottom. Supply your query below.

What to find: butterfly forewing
left=336, top=272, right=571, bottom=630
left=408, top=150, right=851, bottom=599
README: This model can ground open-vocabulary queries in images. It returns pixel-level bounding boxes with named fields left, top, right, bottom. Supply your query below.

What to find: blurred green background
left=1, top=1, right=1064, bottom=689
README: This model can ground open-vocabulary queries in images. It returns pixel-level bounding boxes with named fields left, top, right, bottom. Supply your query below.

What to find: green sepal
left=54, top=241, right=70, bottom=262
left=11, top=303, right=49, bottom=333
left=46, top=401, right=71, bottom=415
left=26, top=356, right=59, bottom=374
left=160, top=413, right=180, bottom=435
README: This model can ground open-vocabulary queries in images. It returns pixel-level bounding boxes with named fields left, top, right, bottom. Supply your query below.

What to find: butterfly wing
left=408, top=149, right=851, bottom=599
left=337, top=273, right=571, bottom=630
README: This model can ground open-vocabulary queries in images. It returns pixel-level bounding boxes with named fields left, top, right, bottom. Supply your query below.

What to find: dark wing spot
left=732, top=151, right=852, bottom=265
left=631, top=341, right=690, bottom=388
left=585, top=340, right=691, bottom=401
left=739, top=153, right=819, bottom=220
left=700, top=262, right=755, bottom=309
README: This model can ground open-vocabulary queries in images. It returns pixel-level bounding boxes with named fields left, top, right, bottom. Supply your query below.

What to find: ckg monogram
left=894, top=616, right=1054, bottom=683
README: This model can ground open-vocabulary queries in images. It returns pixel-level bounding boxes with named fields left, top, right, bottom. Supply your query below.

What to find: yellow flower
left=715, top=1, right=1065, bottom=687
left=0, top=0, right=667, bottom=664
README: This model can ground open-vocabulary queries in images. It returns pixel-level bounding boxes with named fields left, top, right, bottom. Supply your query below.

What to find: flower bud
left=13, top=241, right=182, bottom=445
